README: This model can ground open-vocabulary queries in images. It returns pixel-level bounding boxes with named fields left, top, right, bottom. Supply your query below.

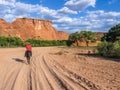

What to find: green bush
left=97, top=41, right=109, bottom=56
left=97, top=40, right=120, bottom=58
left=0, top=36, right=68, bottom=47
left=25, top=39, right=67, bottom=47
left=112, top=40, right=120, bottom=57
left=0, top=36, right=24, bottom=47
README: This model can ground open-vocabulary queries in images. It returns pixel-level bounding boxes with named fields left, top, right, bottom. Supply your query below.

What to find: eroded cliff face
left=0, top=18, right=69, bottom=40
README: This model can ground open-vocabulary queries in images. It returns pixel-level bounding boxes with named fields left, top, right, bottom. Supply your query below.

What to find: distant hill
left=0, top=18, right=69, bottom=40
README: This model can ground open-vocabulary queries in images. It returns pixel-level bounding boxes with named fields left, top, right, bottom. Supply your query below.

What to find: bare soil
left=0, top=47, right=119, bottom=90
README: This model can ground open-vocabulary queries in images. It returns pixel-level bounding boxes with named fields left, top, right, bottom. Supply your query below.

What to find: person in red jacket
left=25, top=43, right=32, bottom=57
left=26, top=43, right=32, bottom=51
left=25, top=43, right=32, bottom=64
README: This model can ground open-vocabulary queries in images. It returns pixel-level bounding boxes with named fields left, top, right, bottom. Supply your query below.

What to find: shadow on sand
left=76, top=53, right=120, bottom=62
left=12, top=58, right=25, bottom=63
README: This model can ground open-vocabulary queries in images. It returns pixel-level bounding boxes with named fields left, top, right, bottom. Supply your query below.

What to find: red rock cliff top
left=0, top=18, right=69, bottom=40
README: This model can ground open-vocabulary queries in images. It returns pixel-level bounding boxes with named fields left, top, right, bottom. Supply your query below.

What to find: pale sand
left=0, top=47, right=119, bottom=90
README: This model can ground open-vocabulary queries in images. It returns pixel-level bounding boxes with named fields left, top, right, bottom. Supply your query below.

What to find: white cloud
left=53, top=10, right=120, bottom=33
left=107, top=12, right=120, bottom=17
left=86, top=10, right=120, bottom=19
left=53, top=16, right=73, bottom=23
left=65, top=0, right=96, bottom=11
left=0, top=0, right=15, bottom=3
left=0, top=0, right=15, bottom=6
left=6, top=0, right=15, bottom=2
left=39, top=7, right=58, bottom=17
left=58, top=7, right=77, bottom=14
left=14, top=2, right=39, bottom=13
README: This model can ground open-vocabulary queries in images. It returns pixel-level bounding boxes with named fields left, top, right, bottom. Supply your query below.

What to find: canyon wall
left=0, top=18, right=69, bottom=40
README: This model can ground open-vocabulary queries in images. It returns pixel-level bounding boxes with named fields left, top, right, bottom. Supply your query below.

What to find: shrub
left=112, top=40, right=120, bottom=57
left=25, top=39, right=67, bottom=47
left=0, top=36, right=24, bottom=47
left=97, top=40, right=120, bottom=58
left=97, top=41, right=109, bottom=56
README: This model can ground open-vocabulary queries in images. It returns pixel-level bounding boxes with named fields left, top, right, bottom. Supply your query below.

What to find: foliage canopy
left=97, top=23, right=120, bottom=58
left=102, top=23, right=120, bottom=42
left=69, top=31, right=96, bottom=46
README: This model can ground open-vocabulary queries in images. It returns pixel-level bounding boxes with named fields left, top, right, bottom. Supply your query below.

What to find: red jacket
left=26, top=44, right=32, bottom=50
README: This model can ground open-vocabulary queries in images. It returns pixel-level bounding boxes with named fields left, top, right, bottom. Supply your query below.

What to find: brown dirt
left=0, top=47, right=119, bottom=90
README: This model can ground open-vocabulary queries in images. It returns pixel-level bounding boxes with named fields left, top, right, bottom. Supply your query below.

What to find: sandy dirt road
left=0, top=47, right=119, bottom=90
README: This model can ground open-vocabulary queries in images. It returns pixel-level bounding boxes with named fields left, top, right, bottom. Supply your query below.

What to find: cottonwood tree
left=102, top=23, right=120, bottom=42
left=69, top=32, right=80, bottom=46
left=79, top=31, right=96, bottom=46
left=69, top=31, right=96, bottom=46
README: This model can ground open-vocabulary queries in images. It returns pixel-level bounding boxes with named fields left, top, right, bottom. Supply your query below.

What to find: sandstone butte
left=0, top=18, right=69, bottom=40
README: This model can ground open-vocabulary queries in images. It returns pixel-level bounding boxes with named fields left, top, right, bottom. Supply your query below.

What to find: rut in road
left=26, top=52, right=101, bottom=90
left=29, top=54, right=85, bottom=90
left=43, top=54, right=101, bottom=90
left=0, top=48, right=101, bottom=90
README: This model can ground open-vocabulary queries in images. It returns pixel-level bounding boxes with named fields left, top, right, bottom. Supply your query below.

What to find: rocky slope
left=0, top=18, right=69, bottom=40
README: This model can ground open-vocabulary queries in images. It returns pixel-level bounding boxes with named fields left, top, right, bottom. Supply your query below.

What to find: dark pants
left=25, top=50, right=32, bottom=57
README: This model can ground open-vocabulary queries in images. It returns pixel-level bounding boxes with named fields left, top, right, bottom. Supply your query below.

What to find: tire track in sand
left=29, top=52, right=87, bottom=90
left=42, top=55, right=86, bottom=90
left=45, top=54, right=101, bottom=90
left=30, top=53, right=63, bottom=90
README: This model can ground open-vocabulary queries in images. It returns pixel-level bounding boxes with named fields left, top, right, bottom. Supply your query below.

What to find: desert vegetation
left=25, top=39, right=67, bottom=47
left=97, top=23, right=120, bottom=58
left=0, top=37, right=68, bottom=47
left=69, top=31, right=97, bottom=46
left=0, top=36, right=24, bottom=47
left=68, top=24, right=120, bottom=58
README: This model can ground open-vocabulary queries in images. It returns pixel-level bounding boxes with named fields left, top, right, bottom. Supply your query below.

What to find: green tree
left=102, top=23, right=120, bottom=42
left=69, top=32, right=80, bottom=46
left=79, top=31, right=96, bottom=46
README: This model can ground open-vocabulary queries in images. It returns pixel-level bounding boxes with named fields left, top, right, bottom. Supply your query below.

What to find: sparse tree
left=69, top=32, right=80, bottom=46
left=102, top=23, right=120, bottom=42
left=79, top=31, right=96, bottom=46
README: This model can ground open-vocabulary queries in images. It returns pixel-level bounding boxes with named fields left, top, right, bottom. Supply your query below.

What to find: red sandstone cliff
left=0, top=18, right=69, bottom=40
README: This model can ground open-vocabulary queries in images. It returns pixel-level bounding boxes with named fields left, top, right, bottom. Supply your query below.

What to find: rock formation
left=0, top=18, right=69, bottom=40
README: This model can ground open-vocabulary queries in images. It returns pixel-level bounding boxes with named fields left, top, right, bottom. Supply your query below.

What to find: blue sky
left=0, top=0, right=120, bottom=33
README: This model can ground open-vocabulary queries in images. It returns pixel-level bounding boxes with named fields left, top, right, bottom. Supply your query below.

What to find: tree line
left=69, top=31, right=98, bottom=46
left=0, top=36, right=24, bottom=47
left=0, top=36, right=68, bottom=47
